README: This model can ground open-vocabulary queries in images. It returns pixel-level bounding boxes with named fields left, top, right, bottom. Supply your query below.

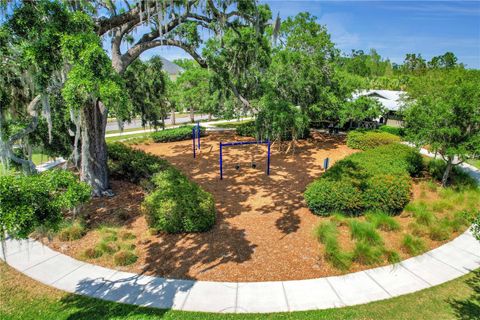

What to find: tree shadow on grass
left=59, top=293, right=169, bottom=320
left=449, top=269, right=480, bottom=320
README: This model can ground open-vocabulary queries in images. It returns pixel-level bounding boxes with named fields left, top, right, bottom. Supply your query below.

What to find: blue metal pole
left=267, top=139, right=271, bottom=176
left=197, top=123, right=200, bottom=149
left=192, top=127, right=196, bottom=159
left=219, top=142, right=223, bottom=180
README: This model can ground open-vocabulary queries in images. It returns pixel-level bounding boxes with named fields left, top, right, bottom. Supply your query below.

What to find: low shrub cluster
left=378, top=125, right=404, bottom=137
left=108, top=143, right=216, bottom=233
left=236, top=121, right=257, bottom=137
left=151, top=125, right=205, bottom=143
left=143, top=168, right=216, bottom=233
left=346, top=130, right=401, bottom=150
left=108, top=142, right=169, bottom=183
left=0, top=170, right=91, bottom=239
left=305, top=143, right=423, bottom=216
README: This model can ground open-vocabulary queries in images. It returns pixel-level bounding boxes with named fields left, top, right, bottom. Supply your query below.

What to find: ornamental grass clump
left=348, top=220, right=383, bottom=246
left=402, top=234, right=426, bottom=255
left=365, top=211, right=401, bottom=231
left=57, top=220, right=86, bottom=241
left=315, top=221, right=352, bottom=271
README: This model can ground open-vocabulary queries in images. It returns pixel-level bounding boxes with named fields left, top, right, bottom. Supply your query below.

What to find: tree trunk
left=171, top=109, right=176, bottom=125
left=441, top=157, right=453, bottom=187
left=190, top=107, right=195, bottom=123
left=80, top=100, right=110, bottom=197
left=208, top=113, right=212, bottom=121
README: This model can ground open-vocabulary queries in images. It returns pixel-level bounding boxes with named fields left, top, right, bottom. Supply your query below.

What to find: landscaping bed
left=36, top=132, right=479, bottom=281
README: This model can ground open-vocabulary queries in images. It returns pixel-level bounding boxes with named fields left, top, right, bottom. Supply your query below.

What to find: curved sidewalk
left=1, top=230, right=479, bottom=313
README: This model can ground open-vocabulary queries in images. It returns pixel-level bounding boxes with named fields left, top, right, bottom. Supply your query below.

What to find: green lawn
left=467, top=159, right=480, bottom=169
left=1, top=262, right=478, bottom=320
left=105, top=132, right=153, bottom=143
left=212, top=119, right=252, bottom=128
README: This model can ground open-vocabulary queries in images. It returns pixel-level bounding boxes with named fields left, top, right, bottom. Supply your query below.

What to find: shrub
left=151, top=125, right=205, bottom=143
left=346, top=130, right=401, bottom=150
left=473, top=213, right=480, bottom=241
left=378, top=125, right=404, bottom=137
left=352, top=241, right=383, bottom=265
left=365, top=211, right=400, bottom=231
left=402, top=235, right=426, bottom=255
left=427, top=159, right=478, bottom=188
left=349, top=220, right=383, bottom=245
left=305, top=143, right=422, bottom=216
left=108, top=143, right=169, bottom=183
left=236, top=121, right=257, bottom=137
left=113, top=250, right=138, bottom=266
left=143, top=168, right=216, bottom=233
left=83, top=247, right=103, bottom=259
left=0, top=169, right=91, bottom=240
left=57, top=221, right=86, bottom=241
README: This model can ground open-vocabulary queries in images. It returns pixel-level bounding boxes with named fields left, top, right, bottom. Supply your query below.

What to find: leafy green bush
left=427, top=159, right=478, bottom=188
left=57, top=220, right=86, bottom=241
left=0, top=170, right=91, bottom=239
left=151, top=125, right=205, bottom=143
left=108, top=142, right=169, bottom=183
left=305, top=143, right=422, bottom=216
left=143, top=168, right=216, bottom=233
left=378, top=125, right=404, bottom=137
left=346, top=130, right=401, bottom=150
left=236, top=121, right=257, bottom=137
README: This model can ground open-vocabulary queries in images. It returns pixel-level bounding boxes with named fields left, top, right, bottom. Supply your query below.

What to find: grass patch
left=365, top=211, right=400, bottom=231
left=428, top=221, right=451, bottom=241
left=349, top=220, right=383, bottom=245
left=1, top=262, right=480, bottom=319
left=402, top=234, right=426, bottom=255
left=82, top=247, right=103, bottom=259
left=315, top=221, right=352, bottom=271
left=352, top=241, right=384, bottom=265
left=113, top=250, right=138, bottom=266
left=57, top=221, right=86, bottom=241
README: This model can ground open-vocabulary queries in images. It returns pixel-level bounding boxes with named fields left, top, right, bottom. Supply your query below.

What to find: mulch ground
left=42, top=132, right=464, bottom=282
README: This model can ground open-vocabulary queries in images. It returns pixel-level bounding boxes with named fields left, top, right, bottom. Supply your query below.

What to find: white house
left=352, top=89, right=407, bottom=127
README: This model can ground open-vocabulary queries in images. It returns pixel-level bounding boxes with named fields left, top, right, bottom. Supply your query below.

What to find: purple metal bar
left=219, top=142, right=223, bottom=180
left=192, top=127, right=196, bottom=158
left=267, top=139, right=271, bottom=175
left=197, top=122, right=201, bottom=149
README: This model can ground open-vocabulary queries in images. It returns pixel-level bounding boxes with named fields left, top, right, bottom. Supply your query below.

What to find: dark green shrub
left=108, top=142, right=170, bottom=183
left=151, top=125, right=205, bottom=143
left=143, top=168, right=216, bottom=233
left=236, top=121, right=257, bottom=137
left=0, top=170, right=91, bottom=239
left=378, top=125, right=404, bottom=137
left=305, top=143, right=422, bottom=216
left=346, top=130, right=401, bottom=150
left=113, top=250, right=138, bottom=266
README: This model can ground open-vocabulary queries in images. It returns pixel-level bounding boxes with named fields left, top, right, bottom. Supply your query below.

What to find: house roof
left=160, top=57, right=184, bottom=75
left=352, top=90, right=407, bottom=112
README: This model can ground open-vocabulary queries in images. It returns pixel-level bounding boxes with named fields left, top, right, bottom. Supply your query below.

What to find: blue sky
left=138, top=0, right=480, bottom=68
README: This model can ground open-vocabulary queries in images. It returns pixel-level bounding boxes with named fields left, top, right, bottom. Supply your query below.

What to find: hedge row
left=304, top=143, right=423, bottom=216
left=346, top=130, right=401, bottom=151
left=151, top=125, right=205, bottom=143
left=107, top=143, right=216, bottom=233
left=378, top=125, right=404, bottom=137
left=236, top=121, right=257, bottom=137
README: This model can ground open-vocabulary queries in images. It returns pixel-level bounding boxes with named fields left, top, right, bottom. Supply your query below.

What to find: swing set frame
left=192, top=123, right=201, bottom=158
left=219, top=140, right=271, bottom=180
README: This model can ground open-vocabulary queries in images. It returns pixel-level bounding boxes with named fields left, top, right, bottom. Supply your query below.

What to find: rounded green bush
left=236, top=121, right=257, bottom=137
left=304, top=143, right=421, bottom=216
left=347, top=130, right=401, bottom=151
left=305, top=179, right=364, bottom=216
left=143, top=168, right=216, bottom=233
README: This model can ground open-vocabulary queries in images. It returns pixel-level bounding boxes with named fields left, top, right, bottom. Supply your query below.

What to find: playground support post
left=192, top=127, right=196, bottom=158
left=219, top=142, right=223, bottom=180
left=267, top=139, right=271, bottom=176
left=197, top=122, right=200, bottom=150
left=192, top=124, right=201, bottom=159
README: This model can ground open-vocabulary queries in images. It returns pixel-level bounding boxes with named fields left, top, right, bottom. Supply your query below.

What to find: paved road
left=106, top=114, right=211, bottom=132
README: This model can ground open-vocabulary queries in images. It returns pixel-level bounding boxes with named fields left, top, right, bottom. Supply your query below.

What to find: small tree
left=403, top=69, right=480, bottom=186
left=339, top=96, right=385, bottom=129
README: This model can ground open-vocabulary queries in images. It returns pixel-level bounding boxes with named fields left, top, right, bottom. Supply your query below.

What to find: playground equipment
left=192, top=123, right=201, bottom=158
left=219, top=140, right=271, bottom=180
left=324, top=157, right=330, bottom=170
